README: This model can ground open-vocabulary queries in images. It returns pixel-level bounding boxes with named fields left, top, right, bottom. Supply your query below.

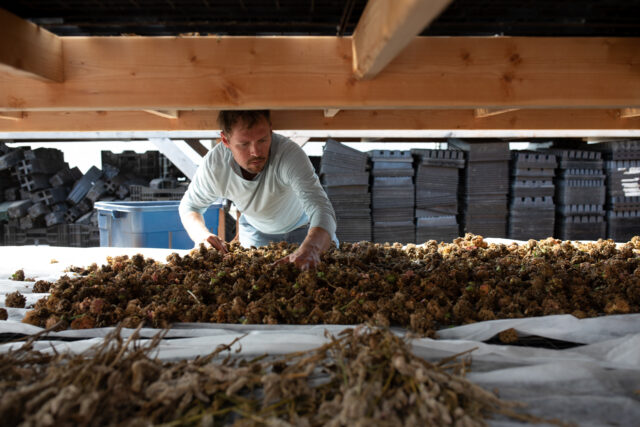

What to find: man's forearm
left=181, top=210, right=214, bottom=244
left=299, top=227, right=331, bottom=254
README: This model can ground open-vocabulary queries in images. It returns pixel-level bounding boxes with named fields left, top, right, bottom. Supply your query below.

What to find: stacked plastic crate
left=508, top=151, right=557, bottom=240
left=592, top=140, right=640, bottom=241
left=0, top=143, right=17, bottom=243
left=449, top=139, right=510, bottom=238
left=102, top=150, right=185, bottom=200
left=5, top=148, right=70, bottom=244
left=369, top=150, right=415, bottom=244
left=0, top=144, right=107, bottom=247
left=320, top=140, right=371, bottom=243
left=411, top=149, right=464, bottom=243
left=549, top=149, right=606, bottom=240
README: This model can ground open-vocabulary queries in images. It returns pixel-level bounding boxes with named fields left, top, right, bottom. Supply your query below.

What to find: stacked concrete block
left=320, top=139, right=371, bottom=243
left=369, top=150, right=415, bottom=244
left=449, top=139, right=510, bottom=238
left=508, top=151, right=557, bottom=240
left=412, top=149, right=464, bottom=243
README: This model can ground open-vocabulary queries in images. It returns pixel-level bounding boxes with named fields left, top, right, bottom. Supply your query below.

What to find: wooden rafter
left=323, top=108, right=340, bottom=118
left=0, top=8, right=63, bottom=82
left=620, top=108, right=640, bottom=119
left=0, top=37, right=639, bottom=111
left=475, top=108, right=520, bottom=118
left=0, top=112, right=24, bottom=121
left=1, top=109, right=639, bottom=132
left=143, top=109, right=180, bottom=119
left=352, top=0, right=452, bottom=80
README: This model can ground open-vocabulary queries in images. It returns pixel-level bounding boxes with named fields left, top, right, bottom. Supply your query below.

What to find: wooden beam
left=621, top=108, right=640, bottom=119
left=352, top=0, right=452, bottom=79
left=143, top=109, right=180, bottom=119
left=0, top=8, right=63, bottom=82
left=475, top=108, right=520, bottom=118
left=0, top=37, right=639, bottom=111
left=1, top=109, right=639, bottom=132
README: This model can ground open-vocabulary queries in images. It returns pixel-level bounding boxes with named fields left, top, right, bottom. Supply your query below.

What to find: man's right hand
left=200, top=233, right=228, bottom=253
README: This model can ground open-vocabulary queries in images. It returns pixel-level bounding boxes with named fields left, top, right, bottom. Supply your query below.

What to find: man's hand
left=200, top=233, right=228, bottom=253
left=274, top=227, right=331, bottom=270
left=275, top=245, right=321, bottom=270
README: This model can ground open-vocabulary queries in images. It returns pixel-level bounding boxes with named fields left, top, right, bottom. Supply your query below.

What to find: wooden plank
left=352, top=0, right=452, bottom=79
left=620, top=108, right=640, bottom=119
left=143, top=109, right=180, bottom=119
left=475, top=108, right=520, bottom=118
left=0, top=8, right=63, bottom=82
left=0, top=37, right=639, bottom=111
left=1, top=109, right=639, bottom=132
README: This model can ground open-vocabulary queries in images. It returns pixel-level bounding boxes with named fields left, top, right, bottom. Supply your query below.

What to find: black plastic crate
left=0, top=149, right=25, bottom=170
left=607, top=211, right=640, bottom=242
left=50, top=166, right=83, bottom=187
left=7, top=200, right=32, bottom=219
left=69, top=224, right=101, bottom=247
left=67, top=166, right=103, bottom=204
left=129, top=185, right=187, bottom=201
left=412, top=148, right=465, bottom=168
left=30, top=187, right=68, bottom=206
left=556, top=216, right=607, bottom=240
left=447, top=139, right=511, bottom=162
left=548, top=149, right=603, bottom=169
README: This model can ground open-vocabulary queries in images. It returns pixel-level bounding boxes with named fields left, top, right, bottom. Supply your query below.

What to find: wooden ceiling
left=0, top=0, right=639, bottom=135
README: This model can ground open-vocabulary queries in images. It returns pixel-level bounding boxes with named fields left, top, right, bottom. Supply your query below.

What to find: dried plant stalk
left=0, top=326, right=568, bottom=426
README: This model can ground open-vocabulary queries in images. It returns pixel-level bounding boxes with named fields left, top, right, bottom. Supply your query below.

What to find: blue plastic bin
left=94, top=201, right=221, bottom=249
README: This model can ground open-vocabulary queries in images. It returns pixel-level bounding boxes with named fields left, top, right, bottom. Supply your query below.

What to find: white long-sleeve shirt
left=179, top=133, right=337, bottom=236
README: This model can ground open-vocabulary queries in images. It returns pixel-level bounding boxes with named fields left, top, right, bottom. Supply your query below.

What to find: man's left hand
left=273, top=226, right=331, bottom=271
left=275, top=246, right=321, bottom=270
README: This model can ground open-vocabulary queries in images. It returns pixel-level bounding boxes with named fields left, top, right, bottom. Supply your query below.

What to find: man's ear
left=220, top=131, right=231, bottom=148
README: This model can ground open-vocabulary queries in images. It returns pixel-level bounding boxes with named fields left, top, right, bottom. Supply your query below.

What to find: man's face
left=221, top=116, right=272, bottom=175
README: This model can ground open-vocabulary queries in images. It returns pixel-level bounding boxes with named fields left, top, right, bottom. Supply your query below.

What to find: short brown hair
left=217, top=110, right=271, bottom=135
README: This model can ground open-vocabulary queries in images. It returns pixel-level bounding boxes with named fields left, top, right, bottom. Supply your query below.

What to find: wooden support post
left=217, top=208, right=226, bottom=241
left=184, top=138, right=210, bottom=157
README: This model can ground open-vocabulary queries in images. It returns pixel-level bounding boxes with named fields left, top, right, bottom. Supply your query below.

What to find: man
left=179, top=110, right=337, bottom=269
